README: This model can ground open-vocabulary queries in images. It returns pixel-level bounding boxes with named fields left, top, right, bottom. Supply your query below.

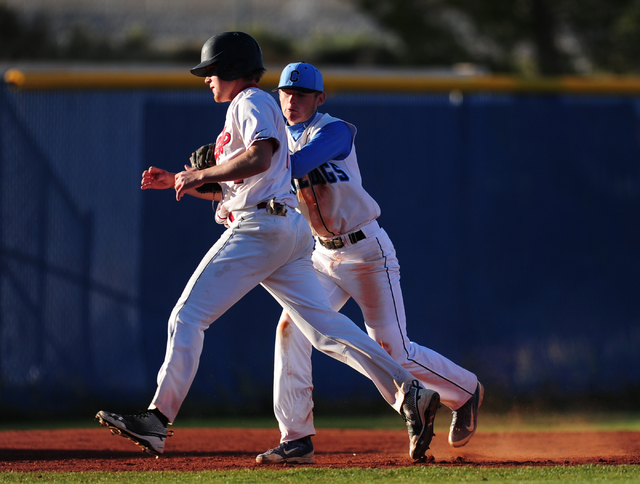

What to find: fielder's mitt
left=190, top=143, right=222, bottom=194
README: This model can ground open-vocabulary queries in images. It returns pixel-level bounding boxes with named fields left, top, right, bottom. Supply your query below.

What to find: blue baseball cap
left=278, top=62, right=324, bottom=93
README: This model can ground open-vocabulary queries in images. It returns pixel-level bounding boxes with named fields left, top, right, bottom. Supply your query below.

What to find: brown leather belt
left=318, top=230, right=366, bottom=250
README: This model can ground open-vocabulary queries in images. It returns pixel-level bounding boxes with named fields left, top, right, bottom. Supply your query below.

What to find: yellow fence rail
left=5, top=67, right=640, bottom=95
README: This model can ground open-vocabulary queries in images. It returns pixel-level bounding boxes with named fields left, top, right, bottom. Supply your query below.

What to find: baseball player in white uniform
left=95, top=33, right=440, bottom=462
left=256, top=63, right=483, bottom=465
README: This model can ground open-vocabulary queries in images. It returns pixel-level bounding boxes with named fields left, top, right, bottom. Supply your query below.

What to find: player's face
left=205, top=76, right=237, bottom=103
left=279, top=89, right=326, bottom=125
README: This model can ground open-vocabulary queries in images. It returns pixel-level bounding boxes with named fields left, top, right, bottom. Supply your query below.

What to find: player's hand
left=174, top=167, right=205, bottom=201
left=141, top=166, right=175, bottom=190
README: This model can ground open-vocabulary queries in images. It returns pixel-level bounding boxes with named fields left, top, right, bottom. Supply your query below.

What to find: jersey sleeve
left=290, top=121, right=352, bottom=179
left=235, top=93, right=281, bottom=150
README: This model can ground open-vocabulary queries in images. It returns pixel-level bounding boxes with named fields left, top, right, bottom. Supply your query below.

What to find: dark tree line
left=3, top=0, right=640, bottom=74
left=0, top=3, right=196, bottom=63
left=350, top=0, right=640, bottom=75
left=0, top=3, right=55, bottom=60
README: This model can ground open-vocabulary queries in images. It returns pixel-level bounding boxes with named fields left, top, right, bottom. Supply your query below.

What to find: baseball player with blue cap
left=256, top=62, right=483, bottom=465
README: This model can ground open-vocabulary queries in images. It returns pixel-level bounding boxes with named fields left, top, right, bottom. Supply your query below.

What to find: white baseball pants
left=149, top=208, right=419, bottom=423
left=273, top=223, right=478, bottom=442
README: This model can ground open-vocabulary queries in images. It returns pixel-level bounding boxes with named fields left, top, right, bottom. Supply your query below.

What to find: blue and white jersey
left=289, top=112, right=381, bottom=238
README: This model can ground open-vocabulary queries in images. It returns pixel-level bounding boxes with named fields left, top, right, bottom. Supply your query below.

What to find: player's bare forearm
left=204, top=140, right=274, bottom=180
left=174, top=139, right=276, bottom=201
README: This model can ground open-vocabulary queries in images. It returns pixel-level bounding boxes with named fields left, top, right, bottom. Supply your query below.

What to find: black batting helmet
left=190, top=31, right=263, bottom=80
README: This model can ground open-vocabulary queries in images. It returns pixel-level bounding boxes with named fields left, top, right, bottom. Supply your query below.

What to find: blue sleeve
left=290, top=121, right=352, bottom=179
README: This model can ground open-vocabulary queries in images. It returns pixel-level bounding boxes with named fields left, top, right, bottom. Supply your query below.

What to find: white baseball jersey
left=148, top=86, right=424, bottom=427
left=291, top=113, right=380, bottom=238
left=214, top=87, right=297, bottom=225
left=272, top=110, right=479, bottom=444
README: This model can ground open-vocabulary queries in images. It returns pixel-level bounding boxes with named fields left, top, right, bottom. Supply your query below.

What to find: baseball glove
left=190, top=143, right=222, bottom=194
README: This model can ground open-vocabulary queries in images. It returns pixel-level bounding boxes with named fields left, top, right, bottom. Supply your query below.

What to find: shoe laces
left=128, top=410, right=173, bottom=436
left=401, top=380, right=421, bottom=425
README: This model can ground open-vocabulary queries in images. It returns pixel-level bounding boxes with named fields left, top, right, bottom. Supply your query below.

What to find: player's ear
left=316, top=92, right=326, bottom=106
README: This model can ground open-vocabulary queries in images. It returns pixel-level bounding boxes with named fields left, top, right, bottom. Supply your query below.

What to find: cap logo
left=289, top=70, right=300, bottom=83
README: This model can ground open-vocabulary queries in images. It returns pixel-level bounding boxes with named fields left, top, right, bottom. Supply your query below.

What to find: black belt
left=229, top=201, right=271, bottom=223
left=318, top=230, right=366, bottom=250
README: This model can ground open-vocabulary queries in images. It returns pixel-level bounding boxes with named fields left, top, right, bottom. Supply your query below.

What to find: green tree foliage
left=0, top=3, right=56, bottom=60
left=60, top=25, right=114, bottom=61
left=0, top=3, right=167, bottom=62
left=351, top=0, right=640, bottom=75
left=348, top=0, right=469, bottom=66
left=561, top=0, right=640, bottom=73
left=0, top=3, right=21, bottom=58
left=0, top=3, right=296, bottom=65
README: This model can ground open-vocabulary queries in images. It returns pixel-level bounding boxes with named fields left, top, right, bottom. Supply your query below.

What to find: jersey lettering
left=297, top=163, right=350, bottom=189
left=319, top=164, right=337, bottom=183
left=330, top=163, right=349, bottom=181
left=308, top=168, right=326, bottom=186
left=215, top=128, right=231, bottom=161
left=215, top=128, right=243, bottom=184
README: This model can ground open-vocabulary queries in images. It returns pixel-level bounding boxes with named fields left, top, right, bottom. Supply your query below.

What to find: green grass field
left=1, top=466, right=640, bottom=484
left=2, top=410, right=639, bottom=483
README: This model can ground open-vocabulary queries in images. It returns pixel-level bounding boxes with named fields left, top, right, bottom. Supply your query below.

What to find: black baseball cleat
left=95, top=410, right=172, bottom=457
left=449, top=382, right=484, bottom=448
left=256, top=436, right=315, bottom=464
left=401, top=380, right=440, bottom=460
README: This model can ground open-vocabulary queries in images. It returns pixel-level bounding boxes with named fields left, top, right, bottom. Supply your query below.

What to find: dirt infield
left=1, top=427, right=639, bottom=472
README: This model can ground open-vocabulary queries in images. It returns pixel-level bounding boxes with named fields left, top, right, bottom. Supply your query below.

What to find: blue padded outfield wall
left=1, top=79, right=639, bottom=419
